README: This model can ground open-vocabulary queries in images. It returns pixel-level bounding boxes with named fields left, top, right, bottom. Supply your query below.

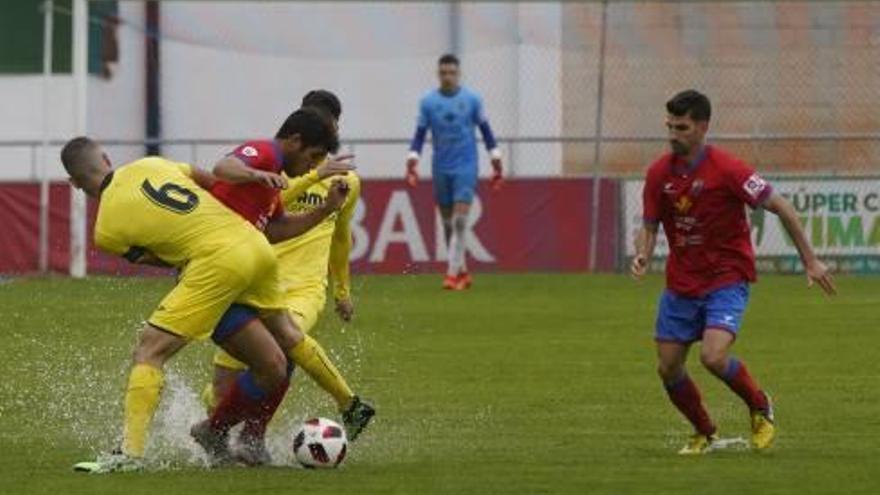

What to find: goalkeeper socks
left=664, top=374, right=716, bottom=436
left=717, top=358, right=769, bottom=412
left=447, top=213, right=467, bottom=277
left=209, top=371, right=267, bottom=433
left=288, top=335, right=354, bottom=411
left=122, top=363, right=165, bottom=458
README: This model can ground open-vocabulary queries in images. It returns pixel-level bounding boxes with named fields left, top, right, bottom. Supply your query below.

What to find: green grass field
left=1, top=274, right=878, bottom=494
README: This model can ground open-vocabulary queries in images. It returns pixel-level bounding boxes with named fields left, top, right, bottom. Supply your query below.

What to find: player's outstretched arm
left=631, top=223, right=658, bottom=280
left=281, top=155, right=356, bottom=207
left=213, top=156, right=288, bottom=189
left=329, top=176, right=360, bottom=322
left=763, top=193, right=836, bottom=295
left=265, top=179, right=349, bottom=244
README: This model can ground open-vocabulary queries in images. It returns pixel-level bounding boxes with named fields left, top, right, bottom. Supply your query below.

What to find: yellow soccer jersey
left=94, top=157, right=257, bottom=267
left=276, top=172, right=361, bottom=307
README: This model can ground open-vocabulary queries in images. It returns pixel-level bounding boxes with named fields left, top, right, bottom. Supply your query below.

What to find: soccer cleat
left=457, top=271, right=473, bottom=289
left=751, top=392, right=776, bottom=450
left=442, top=274, right=461, bottom=290
left=677, top=433, right=719, bottom=455
left=190, top=420, right=232, bottom=466
left=73, top=450, right=144, bottom=474
left=342, top=396, right=376, bottom=442
left=233, top=434, right=272, bottom=466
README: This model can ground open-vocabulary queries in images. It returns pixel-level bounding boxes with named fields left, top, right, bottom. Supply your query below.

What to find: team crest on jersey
left=690, top=179, right=704, bottom=196
left=673, top=195, right=693, bottom=214
left=743, top=173, right=768, bottom=199
left=241, top=146, right=258, bottom=157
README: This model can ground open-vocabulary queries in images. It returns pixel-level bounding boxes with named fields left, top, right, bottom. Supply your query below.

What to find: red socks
left=719, top=358, right=769, bottom=412
left=664, top=374, right=716, bottom=436
left=240, top=378, right=290, bottom=441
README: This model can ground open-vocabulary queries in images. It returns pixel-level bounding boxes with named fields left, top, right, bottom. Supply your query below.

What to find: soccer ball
left=292, top=417, right=348, bottom=468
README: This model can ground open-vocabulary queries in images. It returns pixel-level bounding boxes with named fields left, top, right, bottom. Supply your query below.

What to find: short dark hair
left=60, top=136, right=98, bottom=177
left=666, top=90, right=711, bottom=122
left=438, top=53, right=460, bottom=66
left=275, top=107, right=339, bottom=153
left=301, top=89, right=342, bottom=120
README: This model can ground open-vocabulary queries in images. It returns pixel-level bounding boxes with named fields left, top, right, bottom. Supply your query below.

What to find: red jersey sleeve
left=724, top=157, right=773, bottom=209
left=228, top=140, right=282, bottom=173
left=642, top=162, right=665, bottom=225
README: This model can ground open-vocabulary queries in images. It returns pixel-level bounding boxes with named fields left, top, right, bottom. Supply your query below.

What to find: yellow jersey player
left=67, top=109, right=370, bottom=473
left=202, top=91, right=365, bottom=465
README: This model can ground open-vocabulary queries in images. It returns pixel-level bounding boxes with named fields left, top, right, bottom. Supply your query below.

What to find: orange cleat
left=457, top=271, right=473, bottom=289
left=442, top=274, right=460, bottom=290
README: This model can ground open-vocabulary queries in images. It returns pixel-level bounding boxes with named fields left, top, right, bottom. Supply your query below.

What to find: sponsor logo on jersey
left=743, top=174, right=768, bottom=199
left=673, top=195, right=693, bottom=214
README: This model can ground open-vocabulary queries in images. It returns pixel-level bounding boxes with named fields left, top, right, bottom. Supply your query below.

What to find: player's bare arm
left=631, top=223, right=658, bottom=280
left=763, top=193, right=837, bottom=295
left=189, top=166, right=218, bottom=191
left=264, top=179, right=350, bottom=244
left=213, top=156, right=288, bottom=189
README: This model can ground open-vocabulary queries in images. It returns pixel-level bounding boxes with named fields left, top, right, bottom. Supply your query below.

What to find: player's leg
left=229, top=309, right=319, bottom=465
left=433, top=170, right=459, bottom=288
left=123, top=325, right=188, bottom=458
left=200, top=350, right=243, bottom=415
left=259, top=310, right=374, bottom=440
left=448, top=169, right=477, bottom=288
left=657, top=341, right=717, bottom=453
left=238, top=308, right=315, bottom=442
left=701, top=330, right=769, bottom=413
left=654, top=289, right=717, bottom=454
left=700, top=283, right=774, bottom=449
left=240, top=261, right=374, bottom=440
left=73, top=324, right=187, bottom=473
left=193, top=315, right=290, bottom=462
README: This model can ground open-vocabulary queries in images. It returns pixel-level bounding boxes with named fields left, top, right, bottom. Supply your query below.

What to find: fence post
left=588, top=0, right=609, bottom=272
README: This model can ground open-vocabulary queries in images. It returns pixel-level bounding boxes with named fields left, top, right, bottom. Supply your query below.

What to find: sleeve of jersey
left=474, top=96, right=499, bottom=152
left=409, top=98, right=429, bottom=154
left=329, top=176, right=360, bottom=301
left=280, top=170, right=323, bottom=208
left=229, top=141, right=279, bottom=172
left=94, top=229, right=129, bottom=257
left=728, top=160, right=773, bottom=209
left=642, top=168, right=662, bottom=225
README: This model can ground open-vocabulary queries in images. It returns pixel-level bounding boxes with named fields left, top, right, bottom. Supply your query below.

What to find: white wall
left=159, top=1, right=563, bottom=177
left=0, top=1, right=565, bottom=180
left=0, top=1, right=145, bottom=180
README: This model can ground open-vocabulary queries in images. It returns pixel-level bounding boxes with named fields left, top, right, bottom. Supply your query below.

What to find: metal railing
left=3, top=132, right=880, bottom=181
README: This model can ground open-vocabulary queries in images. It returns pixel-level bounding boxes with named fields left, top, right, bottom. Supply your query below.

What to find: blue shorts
left=433, top=168, right=477, bottom=207
left=655, top=283, right=750, bottom=344
left=211, top=303, right=259, bottom=344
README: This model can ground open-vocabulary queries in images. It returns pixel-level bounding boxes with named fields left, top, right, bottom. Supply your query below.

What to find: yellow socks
left=288, top=335, right=354, bottom=411
left=121, top=364, right=164, bottom=458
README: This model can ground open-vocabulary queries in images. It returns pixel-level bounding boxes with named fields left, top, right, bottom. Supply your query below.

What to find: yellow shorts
left=148, top=234, right=284, bottom=341
left=212, top=294, right=326, bottom=370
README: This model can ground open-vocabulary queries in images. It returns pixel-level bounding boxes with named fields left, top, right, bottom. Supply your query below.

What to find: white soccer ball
left=292, top=417, right=348, bottom=468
